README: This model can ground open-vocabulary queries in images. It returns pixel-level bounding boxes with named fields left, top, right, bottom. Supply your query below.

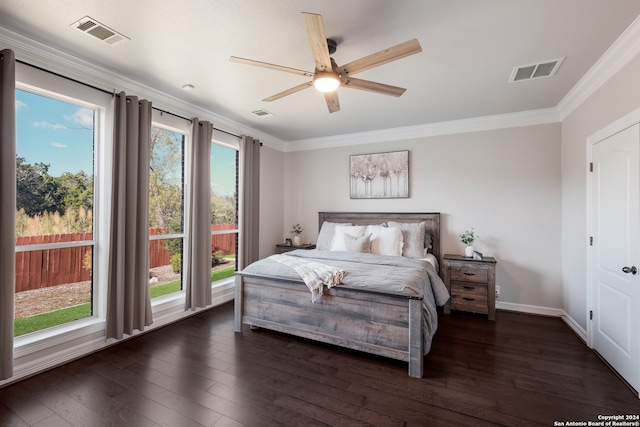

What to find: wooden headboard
left=318, top=212, right=441, bottom=265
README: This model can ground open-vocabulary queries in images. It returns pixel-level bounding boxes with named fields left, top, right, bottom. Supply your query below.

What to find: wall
left=258, top=145, right=286, bottom=259
left=278, top=124, right=563, bottom=312
left=561, top=53, right=640, bottom=332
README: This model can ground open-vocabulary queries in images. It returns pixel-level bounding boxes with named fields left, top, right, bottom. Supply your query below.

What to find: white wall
left=561, top=53, right=640, bottom=331
left=271, top=124, right=563, bottom=312
left=258, top=145, right=285, bottom=259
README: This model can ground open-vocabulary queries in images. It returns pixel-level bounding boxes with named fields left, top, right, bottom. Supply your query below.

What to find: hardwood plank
left=1, top=302, right=638, bottom=427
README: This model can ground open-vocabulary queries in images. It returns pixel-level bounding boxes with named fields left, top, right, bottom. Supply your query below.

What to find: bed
left=234, top=212, right=449, bottom=378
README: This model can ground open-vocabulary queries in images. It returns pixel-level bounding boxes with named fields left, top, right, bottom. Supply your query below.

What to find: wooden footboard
left=235, top=272, right=424, bottom=378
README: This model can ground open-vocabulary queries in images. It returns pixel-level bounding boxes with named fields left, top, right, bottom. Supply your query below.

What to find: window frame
left=148, top=115, right=189, bottom=300
left=14, top=69, right=109, bottom=336
left=211, top=136, right=240, bottom=285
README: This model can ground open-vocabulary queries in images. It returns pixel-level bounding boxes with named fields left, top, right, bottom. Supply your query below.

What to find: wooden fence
left=15, top=224, right=237, bottom=293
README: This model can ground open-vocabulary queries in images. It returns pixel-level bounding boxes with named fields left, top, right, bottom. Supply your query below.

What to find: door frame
left=586, top=108, right=640, bottom=383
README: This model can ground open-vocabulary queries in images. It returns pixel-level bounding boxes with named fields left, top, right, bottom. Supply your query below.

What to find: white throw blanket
left=270, top=254, right=348, bottom=302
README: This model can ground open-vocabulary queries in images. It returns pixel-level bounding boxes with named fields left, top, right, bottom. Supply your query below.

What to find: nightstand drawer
left=450, top=266, right=488, bottom=283
left=451, top=282, right=487, bottom=297
left=450, top=286, right=488, bottom=314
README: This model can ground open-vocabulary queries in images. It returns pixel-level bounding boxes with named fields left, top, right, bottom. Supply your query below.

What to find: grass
left=14, top=265, right=237, bottom=337
left=14, top=303, right=91, bottom=337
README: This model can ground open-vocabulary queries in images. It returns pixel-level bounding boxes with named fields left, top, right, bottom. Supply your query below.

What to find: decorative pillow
left=343, top=233, right=371, bottom=253
left=330, top=225, right=366, bottom=251
left=317, top=221, right=351, bottom=251
left=366, top=225, right=404, bottom=256
left=387, top=221, right=427, bottom=258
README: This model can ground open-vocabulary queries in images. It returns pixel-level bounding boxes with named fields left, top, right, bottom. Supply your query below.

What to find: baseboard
left=496, top=301, right=564, bottom=317
left=560, top=311, right=588, bottom=343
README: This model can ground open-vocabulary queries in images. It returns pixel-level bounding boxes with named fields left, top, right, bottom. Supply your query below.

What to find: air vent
left=251, top=109, right=274, bottom=118
left=509, top=57, right=565, bottom=82
left=71, top=16, right=129, bottom=46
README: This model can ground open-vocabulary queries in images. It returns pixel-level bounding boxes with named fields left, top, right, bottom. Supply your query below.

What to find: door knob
left=622, top=266, right=638, bottom=275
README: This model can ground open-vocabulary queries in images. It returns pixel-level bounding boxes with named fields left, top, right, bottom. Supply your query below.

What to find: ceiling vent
left=71, top=16, right=129, bottom=46
left=509, top=57, right=565, bottom=82
left=251, top=109, right=274, bottom=118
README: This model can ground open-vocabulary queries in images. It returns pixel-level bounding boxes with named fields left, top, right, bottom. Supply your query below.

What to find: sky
left=16, top=89, right=94, bottom=177
left=16, top=89, right=237, bottom=196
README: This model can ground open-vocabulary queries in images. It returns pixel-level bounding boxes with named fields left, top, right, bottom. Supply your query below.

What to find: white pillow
left=331, top=225, right=366, bottom=251
left=317, top=221, right=351, bottom=251
left=343, top=233, right=371, bottom=253
left=366, top=225, right=404, bottom=256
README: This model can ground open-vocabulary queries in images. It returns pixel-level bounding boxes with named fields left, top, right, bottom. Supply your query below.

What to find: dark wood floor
left=1, top=302, right=638, bottom=426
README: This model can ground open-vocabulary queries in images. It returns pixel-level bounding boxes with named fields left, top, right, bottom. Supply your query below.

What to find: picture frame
left=349, top=150, right=409, bottom=199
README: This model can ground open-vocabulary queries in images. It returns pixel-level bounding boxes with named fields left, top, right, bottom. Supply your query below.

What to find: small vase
left=293, top=235, right=301, bottom=246
left=465, top=246, right=474, bottom=257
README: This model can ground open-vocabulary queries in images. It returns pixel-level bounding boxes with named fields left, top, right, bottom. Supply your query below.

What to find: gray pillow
left=343, top=233, right=371, bottom=253
left=387, top=221, right=427, bottom=258
left=316, top=221, right=351, bottom=251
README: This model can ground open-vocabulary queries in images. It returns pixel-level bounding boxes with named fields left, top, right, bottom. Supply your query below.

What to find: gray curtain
left=106, top=92, right=153, bottom=340
left=0, top=49, right=16, bottom=379
left=238, top=135, right=260, bottom=270
left=185, top=119, right=213, bottom=310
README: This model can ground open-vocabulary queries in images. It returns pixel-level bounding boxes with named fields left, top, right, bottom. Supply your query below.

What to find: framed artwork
left=349, top=150, right=409, bottom=199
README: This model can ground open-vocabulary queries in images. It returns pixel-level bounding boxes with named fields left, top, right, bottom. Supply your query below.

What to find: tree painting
left=349, top=151, right=409, bottom=199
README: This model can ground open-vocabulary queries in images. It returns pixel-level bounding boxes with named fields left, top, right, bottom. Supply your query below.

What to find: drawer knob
left=463, top=272, right=476, bottom=276
left=463, top=286, right=475, bottom=290
left=463, top=297, right=475, bottom=301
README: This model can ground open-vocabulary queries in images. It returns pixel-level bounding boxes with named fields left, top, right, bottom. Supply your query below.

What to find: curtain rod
left=16, top=58, right=241, bottom=139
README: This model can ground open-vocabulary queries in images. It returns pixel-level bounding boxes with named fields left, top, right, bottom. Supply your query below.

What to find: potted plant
left=290, top=223, right=304, bottom=245
left=459, top=228, right=478, bottom=257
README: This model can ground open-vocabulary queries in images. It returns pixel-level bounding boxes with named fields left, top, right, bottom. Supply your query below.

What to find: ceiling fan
left=230, top=12, right=422, bottom=113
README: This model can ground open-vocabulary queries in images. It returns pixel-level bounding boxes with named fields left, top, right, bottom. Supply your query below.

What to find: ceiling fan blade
left=262, top=81, right=313, bottom=102
left=230, top=56, right=314, bottom=77
left=301, top=12, right=332, bottom=72
left=342, top=77, right=406, bottom=97
left=339, top=39, right=422, bottom=76
left=324, top=91, right=340, bottom=113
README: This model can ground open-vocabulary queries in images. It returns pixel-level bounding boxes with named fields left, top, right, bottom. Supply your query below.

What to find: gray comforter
left=240, top=249, right=450, bottom=354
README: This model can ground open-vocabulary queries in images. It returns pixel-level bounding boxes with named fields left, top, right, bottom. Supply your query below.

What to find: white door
left=591, top=123, right=640, bottom=394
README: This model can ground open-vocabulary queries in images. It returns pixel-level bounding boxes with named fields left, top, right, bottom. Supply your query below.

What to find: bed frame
left=235, top=212, right=441, bottom=378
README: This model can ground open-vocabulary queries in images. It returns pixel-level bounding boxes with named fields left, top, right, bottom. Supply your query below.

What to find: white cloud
left=50, top=142, right=67, bottom=148
left=16, top=100, right=27, bottom=112
left=71, top=108, right=94, bottom=127
left=33, top=121, right=68, bottom=130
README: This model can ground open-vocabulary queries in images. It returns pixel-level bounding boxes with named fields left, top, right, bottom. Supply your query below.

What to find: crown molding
left=283, top=108, right=561, bottom=152
left=0, top=26, right=286, bottom=150
left=557, top=15, right=640, bottom=120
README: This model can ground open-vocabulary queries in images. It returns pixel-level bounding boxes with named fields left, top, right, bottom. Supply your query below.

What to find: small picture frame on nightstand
left=285, top=238, right=292, bottom=246
left=473, top=250, right=484, bottom=260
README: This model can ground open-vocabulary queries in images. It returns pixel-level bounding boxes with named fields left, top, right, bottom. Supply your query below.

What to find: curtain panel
left=106, top=93, right=153, bottom=340
left=0, top=49, right=16, bottom=379
left=238, top=135, right=261, bottom=270
left=185, top=119, right=213, bottom=310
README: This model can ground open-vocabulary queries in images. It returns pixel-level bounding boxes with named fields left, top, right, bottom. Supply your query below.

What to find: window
left=148, top=126, right=185, bottom=299
left=211, top=142, right=238, bottom=282
left=14, top=89, right=95, bottom=336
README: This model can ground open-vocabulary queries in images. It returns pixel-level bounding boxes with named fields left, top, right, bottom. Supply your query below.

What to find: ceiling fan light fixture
left=313, top=71, right=340, bottom=92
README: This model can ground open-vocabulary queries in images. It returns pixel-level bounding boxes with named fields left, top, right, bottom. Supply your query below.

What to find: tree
left=148, top=128, right=184, bottom=230
left=57, top=171, right=93, bottom=211
left=16, top=156, right=63, bottom=216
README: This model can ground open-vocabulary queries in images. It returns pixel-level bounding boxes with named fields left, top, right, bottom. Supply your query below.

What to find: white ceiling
left=1, top=0, right=640, bottom=144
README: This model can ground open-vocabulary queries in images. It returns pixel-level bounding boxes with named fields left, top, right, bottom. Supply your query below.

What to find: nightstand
left=442, top=254, right=497, bottom=321
left=275, top=243, right=316, bottom=254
